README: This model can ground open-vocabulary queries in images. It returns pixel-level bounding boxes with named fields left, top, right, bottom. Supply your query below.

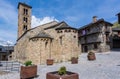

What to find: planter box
left=46, top=71, right=79, bottom=79
left=71, top=57, right=78, bottom=64
left=20, top=65, right=37, bottom=79
left=87, top=54, right=96, bottom=60
left=47, top=59, right=54, bottom=65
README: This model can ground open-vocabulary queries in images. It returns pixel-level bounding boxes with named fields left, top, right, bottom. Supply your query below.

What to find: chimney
left=116, top=13, right=120, bottom=24
left=93, top=16, right=97, bottom=23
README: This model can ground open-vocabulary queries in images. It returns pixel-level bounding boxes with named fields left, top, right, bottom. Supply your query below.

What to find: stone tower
left=17, top=2, right=32, bottom=38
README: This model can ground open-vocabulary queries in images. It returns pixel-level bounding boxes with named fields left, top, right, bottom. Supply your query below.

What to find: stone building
left=112, top=28, right=120, bottom=48
left=78, top=16, right=113, bottom=52
left=12, top=2, right=79, bottom=65
left=111, top=13, right=120, bottom=48
left=0, top=45, right=14, bottom=61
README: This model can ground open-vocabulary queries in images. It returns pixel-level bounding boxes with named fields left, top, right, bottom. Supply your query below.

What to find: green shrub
left=24, top=60, right=32, bottom=66
left=58, top=66, right=66, bottom=75
left=88, top=51, right=95, bottom=55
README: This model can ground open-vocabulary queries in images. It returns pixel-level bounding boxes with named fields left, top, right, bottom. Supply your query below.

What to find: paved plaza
left=0, top=50, right=120, bottom=79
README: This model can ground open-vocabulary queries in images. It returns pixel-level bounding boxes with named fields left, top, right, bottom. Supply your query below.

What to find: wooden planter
left=46, top=71, right=79, bottom=79
left=87, top=53, right=96, bottom=60
left=71, top=57, right=78, bottom=64
left=47, top=59, right=54, bottom=65
left=20, top=65, right=37, bottom=79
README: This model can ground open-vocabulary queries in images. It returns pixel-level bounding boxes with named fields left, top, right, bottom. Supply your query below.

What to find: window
left=23, top=8, right=28, bottom=15
left=23, top=17, right=26, bottom=22
left=0, top=48, right=2, bottom=51
left=94, top=44, right=98, bottom=49
left=106, top=34, right=109, bottom=41
left=26, top=9, right=28, bottom=15
left=60, top=36, right=62, bottom=45
left=87, top=28, right=90, bottom=33
left=25, top=18, right=28, bottom=23
left=82, top=30, right=86, bottom=35
left=23, top=25, right=27, bottom=31
left=65, top=29, right=67, bottom=32
left=23, top=8, right=26, bottom=14
left=45, top=41, right=48, bottom=48
left=74, top=36, right=76, bottom=38
left=60, top=30, right=63, bottom=33
left=68, top=29, right=71, bottom=32
left=23, top=17, right=28, bottom=23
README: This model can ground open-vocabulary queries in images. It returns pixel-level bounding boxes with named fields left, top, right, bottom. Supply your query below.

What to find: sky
left=0, top=0, right=120, bottom=45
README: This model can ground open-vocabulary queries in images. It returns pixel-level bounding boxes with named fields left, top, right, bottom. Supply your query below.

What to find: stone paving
left=0, top=50, right=120, bottom=79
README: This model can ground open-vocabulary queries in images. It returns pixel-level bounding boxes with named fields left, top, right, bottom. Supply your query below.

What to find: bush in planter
left=20, top=60, right=37, bottom=79
left=58, top=66, right=66, bottom=75
left=87, top=50, right=96, bottom=60
left=46, top=66, right=79, bottom=79
left=24, top=60, right=32, bottom=66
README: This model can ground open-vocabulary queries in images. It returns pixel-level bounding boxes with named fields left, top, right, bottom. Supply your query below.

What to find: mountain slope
left=112, top=22, right=120, bottom=28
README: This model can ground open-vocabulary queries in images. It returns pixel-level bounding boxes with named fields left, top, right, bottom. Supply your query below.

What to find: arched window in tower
left=26, top=18, right=28, bottom=23
left=23, top=17, right=28, bottom=23
left=23, top=8, right=26, bottom=14
left=23, top=8, right=28, bottom=15
left=26, top=9, right=28, bottom=15
left=23, top=25, right=27, bottom=31
left=23, top=17, right=26, bottom=23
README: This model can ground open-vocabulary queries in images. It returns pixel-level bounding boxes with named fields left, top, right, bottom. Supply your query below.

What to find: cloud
left=0, top=38, right=13, bottom=46
left=0, top=0, right=17, bottom=26
left=0, top=0, right=17, bottom=44
left=0, top=29, right=16, bottom=44
left=31, top=15, right=59, bottom=27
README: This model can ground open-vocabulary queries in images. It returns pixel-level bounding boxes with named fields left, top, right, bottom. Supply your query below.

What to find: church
left=12, top=2, right=80, bottom=65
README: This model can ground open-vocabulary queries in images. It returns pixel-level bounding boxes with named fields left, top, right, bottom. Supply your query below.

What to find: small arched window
left=45, top=41, right=48, bottom=48
left=59, top=36, right=62, bottom=45
left=26, top=18, right=28, bottom=23
left=23, top=25, right=27, bottom=31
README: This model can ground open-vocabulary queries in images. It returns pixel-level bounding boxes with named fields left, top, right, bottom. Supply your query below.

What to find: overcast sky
left=0, top=0, right=120, bottom=44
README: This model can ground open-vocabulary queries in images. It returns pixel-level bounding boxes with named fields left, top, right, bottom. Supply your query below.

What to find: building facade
left=78, top=16, right=113, bottom=52
left=111, top=13, right=120, bottom=48
left=12, top=2, right=80, bottom=65
left=0, top=45, right=14, bottom=61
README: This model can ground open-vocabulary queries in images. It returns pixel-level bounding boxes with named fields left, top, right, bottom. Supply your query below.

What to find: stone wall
left=79, top=22, right=112, bottom=52
left=18, top=4, right=31, bottom=38
left=13, top=22, right=80, bottom=65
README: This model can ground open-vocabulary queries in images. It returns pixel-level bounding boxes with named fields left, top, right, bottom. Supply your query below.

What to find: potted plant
left=71, top=57, right=78, bottom=64
left=87, top=51, right=96, bottom=60
left=46, top=66, right=79, bottom=79
left=20, top=60, right=37, bottom=79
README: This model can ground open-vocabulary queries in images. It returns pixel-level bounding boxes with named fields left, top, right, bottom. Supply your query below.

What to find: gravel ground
left=0, top=50, right=120, bottom=79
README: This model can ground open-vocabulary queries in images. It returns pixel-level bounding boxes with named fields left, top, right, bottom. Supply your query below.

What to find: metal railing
left=0, top=61, right=21, bottom=72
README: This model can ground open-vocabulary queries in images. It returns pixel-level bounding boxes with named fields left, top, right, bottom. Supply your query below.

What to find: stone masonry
left=12, top=2, right=80, bottom=65
left=78, top=17, right=113, bottom=52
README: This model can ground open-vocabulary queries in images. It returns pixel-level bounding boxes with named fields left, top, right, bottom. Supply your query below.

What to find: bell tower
left=17, top=2, right=32, bottom=38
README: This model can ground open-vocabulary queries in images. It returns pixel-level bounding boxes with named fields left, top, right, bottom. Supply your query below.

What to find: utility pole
left=6, top=42, right=11, bottom=61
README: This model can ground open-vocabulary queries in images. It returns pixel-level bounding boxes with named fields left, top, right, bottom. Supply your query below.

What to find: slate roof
left=44, top=21, right=78, bottom=30
left=17, top=21, right=57, bottom=41
left=79, top=19, right=113, bottom=30
left=18, top=2, right=32, bottom=9
left=55, top=22, right=78, bottom=30
left=31, top=32, right=52, bottom=39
